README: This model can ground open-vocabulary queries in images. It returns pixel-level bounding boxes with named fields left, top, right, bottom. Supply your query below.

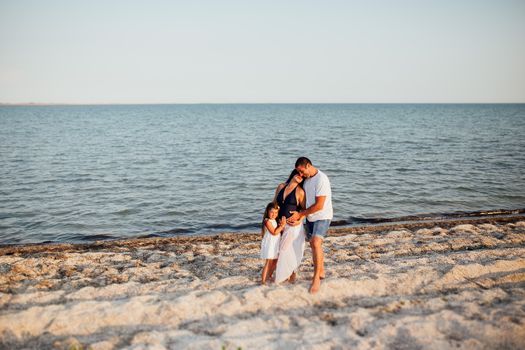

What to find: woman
left=273, top=169, right=306, bottom=283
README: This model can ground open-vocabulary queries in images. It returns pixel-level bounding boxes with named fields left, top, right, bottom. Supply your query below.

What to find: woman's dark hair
left=261, top=202, right=280, bottom=236
left=285, top=169, right=304, bottom=188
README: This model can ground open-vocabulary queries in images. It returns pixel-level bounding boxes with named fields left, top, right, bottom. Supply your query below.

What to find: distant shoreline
left=2, top=102, right=525, bottom=106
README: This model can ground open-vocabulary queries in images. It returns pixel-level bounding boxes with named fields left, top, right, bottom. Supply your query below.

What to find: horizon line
left=1, top=101, right=525, bottom=106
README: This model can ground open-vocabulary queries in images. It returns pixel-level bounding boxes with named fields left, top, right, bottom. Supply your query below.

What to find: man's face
left=296, top=164, right=311, bottom=178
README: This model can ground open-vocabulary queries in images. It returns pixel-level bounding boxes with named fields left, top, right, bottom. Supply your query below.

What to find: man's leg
left=309, top=236, right=324, bottom=293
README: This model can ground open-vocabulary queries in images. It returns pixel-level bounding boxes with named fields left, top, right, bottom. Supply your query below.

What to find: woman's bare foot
left=309, top=277, right=321, bottom=294
left=288, top=272, right=297, bottom=283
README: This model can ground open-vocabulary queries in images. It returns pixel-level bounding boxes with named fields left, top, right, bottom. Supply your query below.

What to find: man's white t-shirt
left=303, top=170, right=333, bottom=222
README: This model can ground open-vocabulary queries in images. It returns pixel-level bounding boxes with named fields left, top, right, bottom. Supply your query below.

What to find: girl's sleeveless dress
left=274, top=185, right=306, bottom=283
left=260, top=219, right=280, bottom=259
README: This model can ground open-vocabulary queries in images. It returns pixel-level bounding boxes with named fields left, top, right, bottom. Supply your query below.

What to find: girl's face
left=269, top=208, right=278, bottom=219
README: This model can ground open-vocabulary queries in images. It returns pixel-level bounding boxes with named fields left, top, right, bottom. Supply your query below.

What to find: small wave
left=60, top=178, right=98, bottom=183
left=9, top=187, right=35, bottom=193
left=0, top=211, right=38, bottom=219
left=201, top=222, right=260, bottom=231
left=159, top=227, right=197, bottom=235
left=135, top=233, right=162, bottom=239
left=25, top=220, right=46, bottom=229
left=497, top=194, right=525, bottom=200
left=454, top=186, right=477, bottom=192
left=156, top=222, right=260, bottom=238
left=136, top=184, right=167, bottom=190
left=133, top=159, right=159, bottom=165
left=161, top=210, right=188, bottom=216
left=111, top=208, right=141, bottom=216
left=79, top=233, right=118, bottom=241
left=50, top=232, right=121, bottom=243
left=38, top=240, right=55, bottom=244
left=341, top=208, right=525, bottom=226
left=395, top=168, right=419, bottom=173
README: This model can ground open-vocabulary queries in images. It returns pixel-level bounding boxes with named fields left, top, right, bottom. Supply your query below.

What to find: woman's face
left=293, top=174, right=303, bottom=183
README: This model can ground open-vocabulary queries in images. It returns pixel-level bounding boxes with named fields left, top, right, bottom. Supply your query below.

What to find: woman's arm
left=273, top=183, right=285, bottom=202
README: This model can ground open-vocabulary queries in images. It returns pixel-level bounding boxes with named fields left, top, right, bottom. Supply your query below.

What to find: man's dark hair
left=295, top=157, right=312, bottom=167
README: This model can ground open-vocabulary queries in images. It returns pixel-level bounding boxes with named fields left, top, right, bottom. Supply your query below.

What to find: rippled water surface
left=1, top=104, right=524, bottom=244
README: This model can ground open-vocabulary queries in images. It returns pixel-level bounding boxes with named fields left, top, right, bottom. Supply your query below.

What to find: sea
left=1, top=104, right=524, bottom=245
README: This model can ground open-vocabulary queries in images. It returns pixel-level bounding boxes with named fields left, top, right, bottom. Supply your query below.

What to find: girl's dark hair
left=285, top=169, right=304, bottom=188
left=261, top=202, right=280, bottom=236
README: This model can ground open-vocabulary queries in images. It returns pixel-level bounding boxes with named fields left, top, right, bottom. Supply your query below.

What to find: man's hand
left=287, top=211, right=303, bottom=226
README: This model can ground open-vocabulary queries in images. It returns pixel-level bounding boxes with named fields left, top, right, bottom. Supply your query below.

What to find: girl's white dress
left=275, top=223, right=306, bottom=283
left=260, top=219, right=280, bottom=259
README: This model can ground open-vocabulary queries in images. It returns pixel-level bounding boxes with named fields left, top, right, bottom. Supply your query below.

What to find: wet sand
left=1, top=216, right=525, bottom=349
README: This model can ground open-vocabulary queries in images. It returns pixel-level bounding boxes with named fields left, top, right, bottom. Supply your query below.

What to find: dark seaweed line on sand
left=0, top=214, right=524, bottom=256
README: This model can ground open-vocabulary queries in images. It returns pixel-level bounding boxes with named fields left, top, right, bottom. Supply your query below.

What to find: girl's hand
left=279, top=216, right=286, bottom=228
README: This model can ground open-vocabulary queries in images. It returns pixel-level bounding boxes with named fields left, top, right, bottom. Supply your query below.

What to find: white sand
left=1, top=219, right=524, bottom=349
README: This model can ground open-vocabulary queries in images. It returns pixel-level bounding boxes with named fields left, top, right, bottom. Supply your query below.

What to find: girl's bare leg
left=269, top=259, right=277, bottom=282
left=261, top=260, right=271, bottom=284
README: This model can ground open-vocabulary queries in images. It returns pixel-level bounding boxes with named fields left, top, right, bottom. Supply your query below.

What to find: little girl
left=260, top=202, right=286, bottom=284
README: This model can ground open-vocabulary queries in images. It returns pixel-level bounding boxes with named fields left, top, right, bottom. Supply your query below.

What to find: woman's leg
left=276, top=225, right=303, bottom=283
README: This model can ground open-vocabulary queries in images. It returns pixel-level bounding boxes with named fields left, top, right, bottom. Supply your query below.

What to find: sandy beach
left=1, top=216, right=525, bottom=349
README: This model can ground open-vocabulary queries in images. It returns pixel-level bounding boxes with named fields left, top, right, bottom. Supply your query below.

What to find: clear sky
left=1, top=0, right=524, bottom=104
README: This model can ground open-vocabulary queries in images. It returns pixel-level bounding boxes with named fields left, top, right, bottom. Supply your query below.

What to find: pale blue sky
left=1, top=0, right=524, bottom=103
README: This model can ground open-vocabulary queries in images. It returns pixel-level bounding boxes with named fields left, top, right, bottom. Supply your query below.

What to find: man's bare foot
left=309, top=277, right=321, bottom=294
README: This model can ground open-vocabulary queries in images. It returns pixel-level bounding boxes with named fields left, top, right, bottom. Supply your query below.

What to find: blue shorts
left=305, top=219, right=331, bottom=241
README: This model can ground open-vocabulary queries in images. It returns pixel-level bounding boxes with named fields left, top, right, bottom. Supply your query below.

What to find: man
left=288, top=157, right=333, bottom=294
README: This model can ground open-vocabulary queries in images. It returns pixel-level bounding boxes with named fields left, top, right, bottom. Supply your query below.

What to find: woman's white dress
left=275, top=223, right=306, bottom=283
left=260, top=219, right=280, bottom=259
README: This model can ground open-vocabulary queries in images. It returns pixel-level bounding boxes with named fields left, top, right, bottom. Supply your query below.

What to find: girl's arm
left=264, top=218, right=285, bottom=236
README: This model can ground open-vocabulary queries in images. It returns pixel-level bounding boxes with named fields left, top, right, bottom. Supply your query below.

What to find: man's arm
left=300, top=196, right=326, bottom=217
left=287, top=195, right=326, bottom=224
